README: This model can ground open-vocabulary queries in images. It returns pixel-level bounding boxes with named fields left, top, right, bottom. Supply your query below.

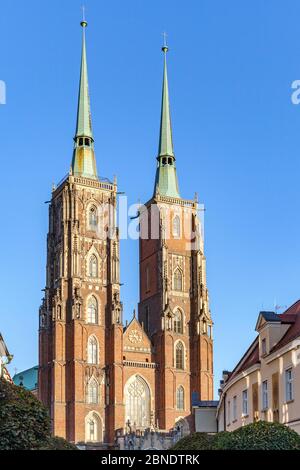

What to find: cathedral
left=38, top=20, right=213, bottom=447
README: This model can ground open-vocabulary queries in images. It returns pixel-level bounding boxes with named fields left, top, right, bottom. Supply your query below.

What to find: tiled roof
left=260, top=311, right=281, bottom=322
left=270, top=300, right=300, bottom=352
left=227, top=337, right=260, bottom=382
left=13, top=366, right=38, bottom=391
left=193, top=400, right=219, bottom=408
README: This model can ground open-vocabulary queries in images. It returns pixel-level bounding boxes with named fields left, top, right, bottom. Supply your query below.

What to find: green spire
left=71, top=20, right=98, bottom=180
left=154, top=41, right=180, bottom=198
left=158, top=45, right=174, bottom=158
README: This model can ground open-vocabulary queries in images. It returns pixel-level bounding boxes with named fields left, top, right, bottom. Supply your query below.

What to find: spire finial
left=81, top=5, right=87, bottom=27
left=162, top=32, right=168, bottom=52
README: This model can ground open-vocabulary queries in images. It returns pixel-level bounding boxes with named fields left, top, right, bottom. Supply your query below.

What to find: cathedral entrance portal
left=125, top=375, right=150, bottom=429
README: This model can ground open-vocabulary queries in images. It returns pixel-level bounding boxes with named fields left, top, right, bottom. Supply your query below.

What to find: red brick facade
left=38, top=178, right=213, bottom=446
left=138, top=196, right=214, bottom=432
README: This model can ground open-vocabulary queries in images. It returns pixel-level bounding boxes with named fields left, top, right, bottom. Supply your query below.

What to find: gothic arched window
left=174, top=309, right=183, bottom=334
left=173, top=268, right=183, bottom=291
left=173, top=215, right=181, bottom=238
left=87, top=296, right=98, bottom=324
left=175, top=342, right=185, bottom=370
left=89, top=206, right=97, bottom=231
left=145, top=265, right=150, bottom=292
left=88, top=336, right=98, bottom=364
left=87, top=378, right=99, bottom=404
left=125, top=375, right=150, bottom=429
left=89, top=254, right=98, bottom=278
left=176, top=386, right=185, bottom=410
left=144, top=305, right=150, bottom=333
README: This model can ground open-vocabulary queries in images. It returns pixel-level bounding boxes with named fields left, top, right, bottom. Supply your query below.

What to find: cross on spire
left=81, top=5, right=87, bottom=27
left=163, top=32, right=168, bottom=48
left=162, top=31, right=168, bottom=52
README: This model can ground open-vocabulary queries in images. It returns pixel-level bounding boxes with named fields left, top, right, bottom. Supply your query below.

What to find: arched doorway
left=125, top=375, right=151, bottom=429
left=85, top=411, right=103, bottom=443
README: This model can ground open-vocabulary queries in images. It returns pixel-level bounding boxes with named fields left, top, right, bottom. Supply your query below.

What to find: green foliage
left=172, top=432, right=214, bottom=450
left=39, top=436, right=78, bottom=450
left=0, top=378, right=50, bottom=450
left=213, top=421, right=300, bottom=450
left=172, top=422, right=300, bottom=450
left=0, top=378, right=76, bottom=450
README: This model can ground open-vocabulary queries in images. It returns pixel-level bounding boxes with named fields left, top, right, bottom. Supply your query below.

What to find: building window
left=176, top=386, right=185, bottom=410
left=87, top=296, right=98, bottom=324
left=125, top=375, right=150, bottom=429
left=173, top=215, right=180, bottom=238
left=88, top=336, right=98, bottom=364
left=87, top=378, right=99, bottom=404
left=227, top=401, right=231, bottom=424
left=89, top=206, right=97, bottom=230
left=175, top=342, right=184, bottom=370
left=285, top=368, right=294, bottom=402
left=144, top=305, right=150, bottom=332
left=242, top=389, right=248, bottom=416
left=173, top=268, right=183, bottom=291
left=174, top=309, right=183, bottom=334
left=233, top=396, right=237, bottom=421
left=89, top=254, right=98, bottom=278
left=145, top=265, right=150, bottom=292
left=262, top=380, right=268, bottom=410
left=261, top=338, right=267, bottom=355
left=208, top=324, right=212, bottom=338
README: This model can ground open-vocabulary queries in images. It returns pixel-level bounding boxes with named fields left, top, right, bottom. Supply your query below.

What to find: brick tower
left=39, top=23, right=214, bottom=447
left=38, top=20, right=123, bottom=445
left=138, top=42, right=214, bottom=432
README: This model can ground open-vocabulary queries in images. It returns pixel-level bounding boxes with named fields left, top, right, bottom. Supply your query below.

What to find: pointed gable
left=123, top=317, right=152, bottom=353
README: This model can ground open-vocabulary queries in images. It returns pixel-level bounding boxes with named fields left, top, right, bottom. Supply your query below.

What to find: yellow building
left=217, top=301, right=300, bottom=434
left=0, top=333, right=12, bottom=382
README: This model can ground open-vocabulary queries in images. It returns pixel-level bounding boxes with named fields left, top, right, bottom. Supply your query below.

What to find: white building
left=217, top=301, right=300, bottom=435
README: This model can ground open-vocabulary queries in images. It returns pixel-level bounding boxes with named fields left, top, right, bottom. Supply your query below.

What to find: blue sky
left=1, top=0, right=300, bottom=396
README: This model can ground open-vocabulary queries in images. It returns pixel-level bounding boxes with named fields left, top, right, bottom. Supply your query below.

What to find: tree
left=213, top=421, right=300, bottom=450
left=0, top=378, right=77, bottom=450
left=172, top=432, right=214, bottom=450
left=172, top=421, right=300, bottom=450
